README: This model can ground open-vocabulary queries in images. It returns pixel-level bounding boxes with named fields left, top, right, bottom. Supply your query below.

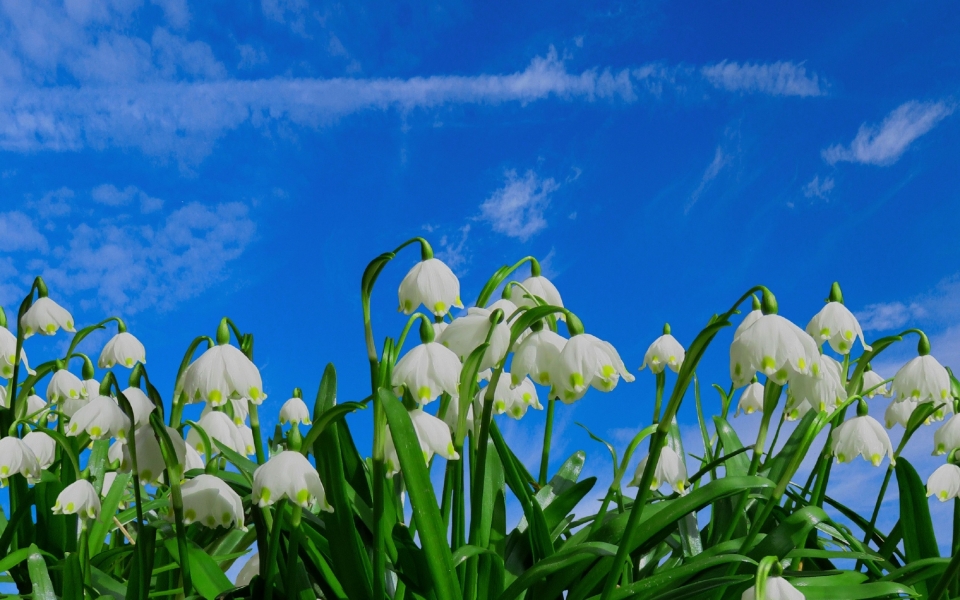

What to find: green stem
left=652, top=371, right=665, bottom=425
left=287, top=504, right=303, bottom=595
left=249, top=404, right=266, bottom=464
left=538, top=398, right=556, bottom=486
left=168, top=335, right=214, bottom=427
left=263, top=503, right=286, bottom=600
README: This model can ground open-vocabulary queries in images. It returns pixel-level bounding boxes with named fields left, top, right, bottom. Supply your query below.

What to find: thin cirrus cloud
left=479, top=169, right=561, bottom=242
left=700, top=61, right=825, bottom=97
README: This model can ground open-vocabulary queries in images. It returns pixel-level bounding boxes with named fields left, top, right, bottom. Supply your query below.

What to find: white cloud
left=802, top=174, right=834, bottom=200
left=150, top=0, right=191, bottom=30
left=479, top=170, right=559, bottom=241
left=701, top=61, right=824, bottom=97
left=0, top=211, right=49, bottom=252
left=91, top=183, right=164, bottom=213
left=686, top=146, right=731, bottom=213
left=29, top=186, right=74, bottom=217
left=822, top=100, right=954, bottom=166
left=856, top=301, right=926, bottom=332
left=237, top=44, right=268, bottom=70
left=855, top=275, right=960, bottom=332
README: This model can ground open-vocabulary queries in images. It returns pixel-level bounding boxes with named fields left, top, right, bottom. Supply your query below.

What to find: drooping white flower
left=478, top=374, right=542, bottom=420
left=279, top=397, right=312, bottom=426
left=806, top=302, right=871, bottom=355
left=384, top=408, right=460, bottom=477
left=735, top=381, right=765, bottom=417
left=120, top=387, right=156, bottom=429
left=927, top=464, right=960, bottom=501
left=885, top=398, right=918, bottom=429
left=640, top=332, right=685, bottom=374
left=201, top=397, right=249, bottom=426
left=185, top=445, right=205, bottom=471
left=238, top=425, right=256, bottom=456
left=22, top=431, right=56, bottom=470
left=98, top=332, right=146, bottom=368
left=892, top=354, right=951, bottom=407
left=52, top=480, right=101, bottom=522
left=20, top=297, right=75, bottom=338
left=47, top=369, right=86, bottom=403
left=785, top=356, right=847, bottom=420
left=831, top=413, right=894, bottom=466
left=182, top=344, right=266, bottom=406
left=934, top=415, right=960, bottom=455
left=236, top=553, right=260, bottom=586
left=392, top=342, right=462, bottom=404
left=510, top=329, right=566, bottom=388
left=67, top=395, right=130, bottom=441
left=398, top=258, right=463, bottom=317
left=108, top=440, right=125, bottom=464
left=0, top=437, right=41, bottom=486
left=862, top=369, right=892, bottom=398
left=187, top=411, right=246, bottom=456
left=178, top=474, right=245, bottom=529
left=441, top=397, right=476, bottom=437
left=508, top=275, right=564, bottom=316
left=121, top=426, right=187, bottom=484
left=0, top=326, right=34, bottom=378
left=252, top=451, right=332, bottom=510
left=730, top=314, right=820, bottom=388
left=734, top=309, right=763, bottom=340
left=741, top=576, right=805, bottom=600
left=629, top=446, right=689, bottom=495
left=25, top=394, right=54, bottom=422
left=438, top=305, right=512, bottom=371
left=552, top=334, right=635, bottom=403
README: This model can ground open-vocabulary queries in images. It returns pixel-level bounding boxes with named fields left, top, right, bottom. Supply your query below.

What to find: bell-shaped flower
left=236, top=553, right=260, bottom=586
left=741, top=576, right=805, bottom=600
left=52, top=480, right=101, bottom=522
left=384, top=408, right=460, bottom=477
left=178, top=474, right=245, bottom=529
left=252, top=451, right=332, bottom=510
left=885, top=398, right=918, bottom=429
left=183, top=344, right=266, bottom=406
left=120, top=387, right=156, bottom=429
left=25, top=394, right=54, bottom=422
left=21, top=297, right=75, bottom=338
left=0, top=437, right=41, bottom=486
left=22, top=431, right=56, bottom=470
left=121, top=426, right=187, bottom=484
left=62, top=396, right=91, bottom=418
left=510, top=329, right=566, bottom=388
left=279, top=397, right=312, bottom=426
left=47, top=369, right=86, bottom=403
left=66, top=396, right=130, bottom=440
left=442, top=397, right=476, bottom=437
left=806, top=302, right=871, bottom=355
left=629, top=446, right=689, bottom=495
left=734, top=309, right=763, bottom=340
left=862, top=369, right=892, bottom=398
left=831, top=412, right=894, bottom=466
left=238, top=425, right=256, bottom=456
left=98, top=332, right=147, bottom=368
left=202, top=397, right=249, bottom=426
left=108, top=439, right=125, bottom=464
left=640, top=333, right=685, bottom=375
left=892, top=354, right=951, bottom=406
left=927, top=464, right=960, bottom=501
left=735, top=381, right=765, bottom=417
left=398, top=258, right=463, bottom=316
left=730, top=314, right=820, bottom=388
left=552, top=334, right=634, bottom=403
left=934, top=414, right=960, bottom=455
left=187, top=411, right=246, bottom=457
left=393, top=342, right=462, bottom=405
left=438, top=305, right=512, bottom=371
left=478, top=374, right=542, bottom=420
left=785, top=356, right=847, bottom=420
left=508, top=275, right=564, bottom=316
left=184, top=444, right=204, bottom=471
left=0, top=326, right=34, bottom=378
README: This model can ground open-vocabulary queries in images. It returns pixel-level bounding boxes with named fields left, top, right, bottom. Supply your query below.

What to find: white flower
left=734, top=309, right=763, bottom=340
left=67, top=395, right=130, bottom=441
left=179, top=474, right=245, bottom=529
left=101, top=471, right=124, bottom=496
left=398, top=258, right=463, bottom=316
left=98, top=332, right=147, bottom=368
left=885, top=398, right=918, bottom=429
left=20, top=297, right=75, bottom=338
left=479, top=374, right=542, bottom=420
left=806, top=302, right=871, bottom=355
left=629, top=446, right=689, bottom=495
left=862, top=369, right=892, bottom=398
left=552, top=334, right=635, bottom=403
left=22, top=431, right=56, bottom=470
left=785, top=356, right=847, bottom=420
left=741, top=576, right=805, bottom=600
left=0, top=437, right=41, bottom=486
left=442, top=397, right=476, bottom=437
left=640, top=333, right=685, bottom=375
left=392, top=342, right=462, bottom=405
left=831, top=414, right=894, bottom=466
left=892, top=354, right=951, bottom=406
left=934, top=415, right=960, bottom=455
left=25, top=394, right=54, bottom=422
left=183, top=344, right=266, bottom=406
left=279, top=397, right=312, bottom=426
left=508, top=275, right=564, bottom=316
left=47, top=369, right=86, bottom=403
left=510, top=329, right=566, bottom=388
left=730, top=314, right=820, bottom=388
left=108, top=440, right=125, bottom=464
left=201, top=397, right=249, bottom=426
left=187, top=411, right=246, bottom=456
left=384, top=408, right=460, bottom=477
left=927, top=464, right=960, bottom=501
left=121, top=426, right=187, bottom=484
left=0, top=326, right=34, bottom=378
left=252, top=451, right=332, bottom=510
left=185, top=445, right=205, bottom=472
left=236, top=553, right=259, bottom=586
left=238, top=425, right=256, bottom=456
left=438, top=306, right=512, bottom=371
left=120, top=387, right=156, bottom=429
left=735, top=382, right=765, bottom=417
left=52, top=480, right=101, bottom=522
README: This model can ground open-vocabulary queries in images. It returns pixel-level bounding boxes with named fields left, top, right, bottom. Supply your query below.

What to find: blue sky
left=2, top=0, right=960, bottom=547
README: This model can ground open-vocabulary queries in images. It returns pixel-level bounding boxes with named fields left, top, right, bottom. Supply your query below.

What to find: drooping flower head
left=862, top=367, right=892, bottom=399
left=0, top=437, right=41, bottom=486
left=187, top=411, right=246, bottom=457
left=507, top=274, right=564, bottom=317
left=510, top=328, right=566, bottom=388
left=0, top=325, right=34, bottom=378
left=629, top=445, right=689, bottom=495
left=52, top=480, right=101, bottom=523
left=892, top=354, right=950, bottom=406
left=730, top=312, right=820, bottom=388
left=741, top=576, right=805, bottom=600
left=806, top=284, right=870, bottom=355
left=392, top=340, right=462, bottom=405
left=438, top=302, right=513, bottom=371
left=640, top=324, right=685, bottom=375
left=99, top=331, right=146, bottom=369
left=934, top=414, right=960, bottom=455
left=398, top=257, right=463, bottom=317
left=552, top=333, right=634, bottom=403
left=831, top=401, right=894, bottom=467
left=785, top=356, right=847, bottom=420
left=735, top=380, right=765, bottom=417
left=21, top=296, right=75, bottom=338
left=120, top=387, right=157, bottom=429
left=384, top=408, right=459, bottom=477
left=47, top=367, right=86, bottom=404
left=183, top=343, right=265, bottom=406
left=279, top=397, right=312, bottom=426
left=178, top=474, right=245, bottom=529
left=478, top=373, right=542, bottom=420
left=22, top=431, right=56, bottom=470
left=885, top=397, right=918, bottom=429
left=66, top=395, right=131, bottom=441
left=927, top=463, right=960, bottom=501
left=121, top=426, right=187, bottom=484
left=253, top=451, right=332, bottom=510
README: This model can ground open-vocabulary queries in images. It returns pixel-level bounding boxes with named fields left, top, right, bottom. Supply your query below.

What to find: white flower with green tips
left=629, top=446, right=689, bottom=495
left=442, top=396, right=476, bottom=437
left=22, top=432, right=56, bottom=470
left=735, top=381, right=765, bottom=417
left=185, top=445, right=205, bottom=471
left=52, top=480, right=101, bottom=523
left=392, top=341, right=462, bottom=405
left=98, top=332, right=146, bottom=368
left=934, top=414, right=960, bottom=455
left=238, top=425, right=256, bottom=456
left=66, top=395, right=130, bottom=441
left=806, top=301, right=871, bottom=355
left=182, top=343, right=266, bottom=406
left=438, top=304, right=513, bottom=371
left=510, top=329, right=566, bottom=388
left=398, top=257, right=463, bottom=316
left=831, top=412, right=894, bottom=467
left=0, top=437, right=41, bottom=486
left=862, top=369, right=892, bottom=398
left=884, top=397, right=918, bottom=429
left=891, top=354, right=951, bottom=408
left=384, top=408, right=460, bottom=478
left=785, top=356, right=847, bottom=420
left=120, top=387, right=157, bottom=429
left=927, top=464, right=960, bottom=501
left=25, top=394, right=54, bottom=422
left=20, top=296, right=75, bottom=338
left=730, top=313, right=820, bottom=388
left=478, top=373, right=542, bottom=420
left=47, top=369, right=86, bottom=403
left=252, top=451, right=332, bottom=510
left=201, top=397, right=249, bottom=426
left=508, top=275, right=564, bottom=316
left=640, top=331, right=685, bottom=375
left=552, top=334, right=634, bottom=403
left=741, top=576, right=805, bottom=600
left=187, top=411, right=246, bottom=456
left=178, top=474, right=245, bottom=529
left=120, top=426, right=187, bottom=484
left=280, top=397, right=312, bottom=426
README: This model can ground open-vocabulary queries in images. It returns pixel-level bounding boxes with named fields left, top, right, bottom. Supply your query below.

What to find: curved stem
left=538, top=398, right=556, bottom=486
left=169, top=335, right=214, bottom=427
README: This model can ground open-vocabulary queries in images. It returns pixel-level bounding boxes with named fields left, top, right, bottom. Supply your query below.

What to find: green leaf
left=214, top=439, right=259, bottom=479
left=762, top=410, right=817, bottom=483
left=497, top=542, right=618, bottom=600
left=26, top=545, right=56, bottom=600
left=790, top=581, right=918, bottom=599
left=0, top=547, right=32, bottom=573
left=608, top=554, right=757, bottom=600
left=163, top=538, right=233, bottom=600
left=89, top=472, right=132, bottom=555
left=301, top=401, right=368, bottom=455
left=896, top=457, right=940, bottom=595
left=712, top=417, right=750, bottom=476
left=62, top=552, right=83, bottom=600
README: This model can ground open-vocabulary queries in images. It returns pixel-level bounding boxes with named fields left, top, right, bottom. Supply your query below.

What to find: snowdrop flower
left=238, top=425, right=256, bottom=456
left=735, top=381, right=765, bottom=417
left=927, top=464, right=960, bottom=501
left=67, top=395, right=130, bottom=441
left=384, top=408, right=459, bottom=477
left=885, top=398, right=918, bottom=429
left=121, top=426, right=187, bottom=484
left=280, top=397, right=312, bottom=426
left=398, top=258, right=463, bottom=317
left=479, top=374, right=541, bottom=419
left=508, top=274, right=564, bottom=315
left=733, top=304, right=763, bottom=341
left=741, top=576, right=805, bottom=600
left=640, top=325, right=685, bottom=374
left=892, top=354, right=951, bottom=406
left=22, top=431, right=56, bottom=470
left=730, top=313, right=820, bottom=388
left=862, top=368, right=892, bottom=398
left=252, top=451, right=332, bottom=510
left=187, top=411, right=246, bottom=456
left=552, top=334, right=634, bottom=403
left=52, top=480, right=101, bottom=523
left=0, top=437, right=41, bottom=486
left=21, top=296, right=75, bottom=338
left=178, top=474, right=245, bottom=529
left=108, top=440, right=125, bottom=464
left=120, top=387, right=156, bottom=429
left=47, top=368, right=86, bottom=403
left=201, top=397, right=249, bottom=426
left=831, top=403, right=894, bottom=467
left=510, top=329, right=566, bottom=388
left=629, top=446, right=689, bottom=495
left=392, top=341, right=462, bottom=404
left=442, top=397, right=476, bottom=437
left=82, top=379, right=100, bottom=398
left=236, top=553, right=260, bottom=586
left=439, top=305, right=512, bottom=371
left=0, top=326, right=34, bottom=378
left=25, top=394, right=53, bottom=422
left=934, top=415, right=960, bottom=455
left=183, top=343, right=266, bottom=406
left=806, top=300, right=870, bottom=355
left=785, top=356, right=847, bottom=420
left=98, top=331, right=146, bottom=368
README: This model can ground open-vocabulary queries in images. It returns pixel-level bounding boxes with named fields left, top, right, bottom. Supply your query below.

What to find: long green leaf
left=896, top=457, right=940, bottom=595
left=26, top=545, right=56, bottom=600
left=498, top=542, right=618, bottom=600
left=791, top=581, right=918, bottom=599
left=163, top=538, right=232, bottom=600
